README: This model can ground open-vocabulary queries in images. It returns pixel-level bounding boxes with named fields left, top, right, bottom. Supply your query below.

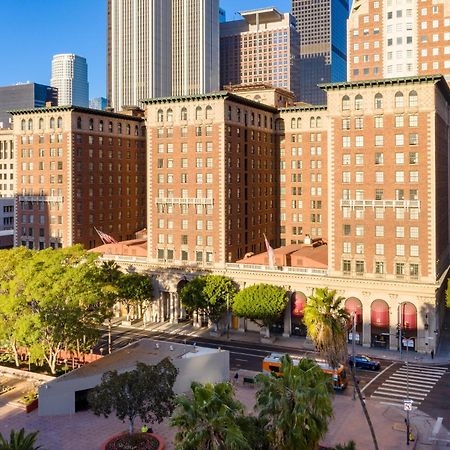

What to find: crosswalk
left=371, top=363, right=448, bottom=408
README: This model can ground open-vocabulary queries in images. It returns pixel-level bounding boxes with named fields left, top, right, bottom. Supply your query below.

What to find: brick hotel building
left=10, top=106, right=146, bottom=250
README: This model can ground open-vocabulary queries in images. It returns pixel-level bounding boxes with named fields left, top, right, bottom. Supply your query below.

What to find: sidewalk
left=123, top=319, right=450, bottom=365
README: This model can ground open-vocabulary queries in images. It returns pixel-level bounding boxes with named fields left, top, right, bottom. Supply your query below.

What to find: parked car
left=348, top=355, right=381, bottom=371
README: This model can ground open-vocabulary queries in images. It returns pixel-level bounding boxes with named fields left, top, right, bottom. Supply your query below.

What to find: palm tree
left=171, top=382, right=253, bottom=450
left=255, top=355, right=334, bottom=450
left=0, top=428, right=42, bottom=450
left=304, top=288, right=379, bottom=450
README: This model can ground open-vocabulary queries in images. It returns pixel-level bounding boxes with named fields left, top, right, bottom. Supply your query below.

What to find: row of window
left=157, top=234, right=214, bottom=246
left=289, top=116, right=323, bottom=129
left=343, top=152, right=418, bottom=165
left=342, top=114, right=418, bottom=130
left=342, top=133, right=418, bottom=147
left=343, top=243, right=420, bottom=257
left=342, top=260, right=419, bottom=277
left=157, top=106, right=213, bottom=123
left=342, top=91, right=418, bottom=111
left=156, top=248, right=214, bottom=263
left=341, top=171, right=419, bottom=183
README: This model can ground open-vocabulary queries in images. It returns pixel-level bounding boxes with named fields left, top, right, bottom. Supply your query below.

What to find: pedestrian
left=233, top=371, right=239, bottom=385
left=431, top=349, right=435, bottom=359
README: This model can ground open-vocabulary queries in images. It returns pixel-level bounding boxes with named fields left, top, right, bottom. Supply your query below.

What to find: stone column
left=362, top=303, right=371, bottom=348
left=283, top=297, right=291, bottom=338
left=173, top=293, right=180, bottom=323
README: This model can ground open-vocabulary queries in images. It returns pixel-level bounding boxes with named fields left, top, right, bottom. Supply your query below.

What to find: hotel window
left=395, top=153, right=404, bottom=164
left=342, top=154, right=351, bottom=165
left=356, top=225, right=364, bottom=236
left=395, top=134, right=404, bottom=146
left=374, top=93, right=383, bottom=109
left=409, top=189, right=418, bottom=200
left=410, top=227, right=419, bottom=238
left=355, top=261, right=364, bottom=274
left=181, top=107, right=188, bottom=121
left=342, top=95, right=350, bottom=111
left=342, top=260, right=351, bottom=273
left=409, top=115, right=418, bottom=127
left=355, top=95, right=363, bottom=110
left=409, top=171, right=419, bottom=182
left=394, top=92, right=404, bottom=108
left=396, top=226, right=405, bottom=238
left=181, top=219, right=188, bottom=230
left=355, top=117, right=364, bottom=129
left=355, top=154, right=364, bottom=165
left=355, top=172, right=364, bottom=183
left=396, top=244, right=405, bottom=256
left=342, top=136, right=351, bottom=148
left=410, top=245, right=419, bottom=257
left=375, top=225, right=384, bottom=236
left=409, top=133, right=418, bottom=145
left=375, top=261, right=384, bottom=274
left=410, top=264, right=419, bottom=278
left=396, top=263, right=405, bottom=276
left=355, top=136, right=364, bottom=147
left=356, top=243, right=364, bottom=254
left=375, top=243, right=384, bottom=255
left=375, top=152, right=384, bottom=165
left=342, top=118, right=350, bottom=130
left=396, top=208, right=405, bottom=219
left=375, top=135, right=384, bottom=146
left=375, top=188, right=384, bottom=199
left=374, top=117, right=383, bottom=128
left=375, top=208, right=384, bottom=219
left=410, top=208, right=419, bottom=219
left=395, top=171, right=405, bottom=183
left=342, top=172, right=351, bottom=183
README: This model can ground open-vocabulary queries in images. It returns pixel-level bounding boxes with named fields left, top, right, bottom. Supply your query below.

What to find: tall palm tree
left=255, top=355, right=334, bottom=450
left=304, top=288, right=379, bottom=450
left=0, top=428, right=42, bottom=450
left=171, top=382, right=253, bottom=450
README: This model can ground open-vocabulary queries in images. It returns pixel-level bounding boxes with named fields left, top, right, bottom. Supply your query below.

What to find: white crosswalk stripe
left=370, top=364, right=447, bottom=406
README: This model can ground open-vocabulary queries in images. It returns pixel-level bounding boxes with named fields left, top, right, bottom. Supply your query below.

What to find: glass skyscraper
left=292, top=0, right=349, bottom=104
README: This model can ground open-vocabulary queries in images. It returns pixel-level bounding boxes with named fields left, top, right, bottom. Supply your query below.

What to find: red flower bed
left=102, top=432, right=164, bottom=450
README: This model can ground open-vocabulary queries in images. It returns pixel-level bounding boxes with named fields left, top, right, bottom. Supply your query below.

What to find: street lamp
left=351, top=311, right=357, bottom=401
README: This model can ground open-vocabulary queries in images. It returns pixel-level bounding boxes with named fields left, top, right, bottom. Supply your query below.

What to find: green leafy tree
left=0, top=428, right=42, bottom=450
left=0, top=248, right=34, bottom=366
left=232, top=284, right=288, bottom=334
left=255, top=355, right=333, bottom=450
left=179, top=275, right=237, bottom=329
left=89, top=358, right=178, bottom=434
left=172, top=382, right=254, bottom=450
left=304, top=288, right=379, bottom=450
left=118, top=272, right=153, bottom=322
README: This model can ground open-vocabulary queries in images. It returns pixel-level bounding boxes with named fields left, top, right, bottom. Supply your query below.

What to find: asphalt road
left=96, top=325, right=450, bottom=434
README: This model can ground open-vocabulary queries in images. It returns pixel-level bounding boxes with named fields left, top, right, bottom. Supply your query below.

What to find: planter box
left=25, top=398, right=38, bottom=413
left=100, top=432, right=165, bottom=450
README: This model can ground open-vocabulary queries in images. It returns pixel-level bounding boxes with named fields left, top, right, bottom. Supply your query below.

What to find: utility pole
left=406, top=337, right=411, bottom=446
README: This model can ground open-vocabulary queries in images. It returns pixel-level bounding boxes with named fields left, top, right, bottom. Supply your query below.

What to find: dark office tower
left=0, top=83, right=58, bottom=129
left=292, top=0, right=349, bottom=104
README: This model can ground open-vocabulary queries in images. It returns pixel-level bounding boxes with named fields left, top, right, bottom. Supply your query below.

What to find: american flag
left=94, top=227, right=118, bottom=245
left=263, top=233, right=275, bottom=268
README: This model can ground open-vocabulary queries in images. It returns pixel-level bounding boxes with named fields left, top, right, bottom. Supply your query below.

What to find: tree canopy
left=118, top=271, right=154, bottom=321
left=0, top=246, right=115, bottom=373
left=232, top=284, right=288, bottom=328
left=179, top=275, right=237, bottom=326
left=255, top=355, right=334, bottom=450
left=89, top=359, right=178, bottom=434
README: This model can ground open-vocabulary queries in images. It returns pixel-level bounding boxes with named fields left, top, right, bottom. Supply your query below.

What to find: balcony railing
left=340, top=199, right=420, bottom=210
left=19, top=196, right=64, bottom=203
left=226, top=263, right=328, bottom=276
left=155, top=197, right=214, bottom=206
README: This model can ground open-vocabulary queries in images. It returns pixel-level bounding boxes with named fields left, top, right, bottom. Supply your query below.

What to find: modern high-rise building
left=0, top=83, right=58, bottom=129
left=347, top=0, right=450, bottom=81
left=51, top=54, right=89, bottom=107
left=107, top=0, right=172, bottom=111
left=107, top=0, right=219, bottom=109
left=220, top=8, right=301, bottom=99
left=292, top=0, right=349, bottom=104
left=89, top=97, right=108, bottom=111
left=11, top=105, right=146, bottom=250
left=172, top=0, right=220, bottom=96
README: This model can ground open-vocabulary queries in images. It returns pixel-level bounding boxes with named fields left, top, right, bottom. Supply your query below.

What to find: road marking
left=381, top=381, right=431, bottom=393
left=397, top=369, right=443, bottom=379
left=361, top=362, right=396, bottom=393
left=404, top=366, right=448, bottom=374
left=373, top=388, right=425, bottom=400
left=389, top=374, right=437, bottom=384
left=408, top=364, right=448, bottom=371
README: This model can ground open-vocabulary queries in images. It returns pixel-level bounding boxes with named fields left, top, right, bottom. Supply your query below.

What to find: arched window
left=297, top=118, right=302, bottom=128
left=21, top=119, right=26, bottom=131
left=28, top=119, right=33, bottom=131
left=57, top=116, right=63, bottom=128
left=166, top=108, right=173, bottom=122
left=342, top=95, right=350, bottom=111
left=205, top=105, right=213, bottom=119
left=157, top=109, right=164, bottom=122
left=77, top=117, right=82, bottom=129
left=291, top=118, right=296, bottom=129
left=126, top=124, right=131, bottom=135
left=316, top=116, right=322, bottom=127
left=275, top=118, right=285, bottom=131
left=39, top=118, right=44, bottom=129
left=89, top=118, right=94, bottom=130
left=50, top=117, right=55, bottom=129
left=99, top=120, right=104, bottom=131
left=195, top=106, right=202, bottom=120
left=181, top=107, right=187, bottom=121
left=118, top=122, right=122, bottom=134
left=355, top=94, right=363, bottom=110
left=395, top=91, right=404, bottom=108
left=374, top=93, right=383, bottom=109
left=408, top=90, right=418, bottom=107
left=108, top=121, right=113, bottom=132
left=135, top=125, right=139, bottom=136
left=310, top=117, right=316, bottom=128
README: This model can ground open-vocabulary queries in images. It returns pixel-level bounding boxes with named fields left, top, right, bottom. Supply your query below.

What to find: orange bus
left=262, top=353, right=348, bottom=390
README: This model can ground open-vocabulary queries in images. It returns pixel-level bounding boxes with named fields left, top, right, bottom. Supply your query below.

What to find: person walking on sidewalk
left=431, top=349, right=435, bottom=359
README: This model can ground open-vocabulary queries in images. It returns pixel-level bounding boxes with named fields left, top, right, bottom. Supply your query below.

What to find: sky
left=0, top=0, right=291, bottom=99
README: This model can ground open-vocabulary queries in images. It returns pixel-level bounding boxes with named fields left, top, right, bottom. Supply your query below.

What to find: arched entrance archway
left=371, top=299, right=390, bottom=348
left=400, top=302, right=417, bottom=351
left=345, top=297, right=363, bottom=345
left=291, top=292, right=307, bottom=336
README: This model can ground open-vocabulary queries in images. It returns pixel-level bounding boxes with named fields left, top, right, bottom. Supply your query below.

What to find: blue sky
left=0, top=0, right=290, bottom=99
